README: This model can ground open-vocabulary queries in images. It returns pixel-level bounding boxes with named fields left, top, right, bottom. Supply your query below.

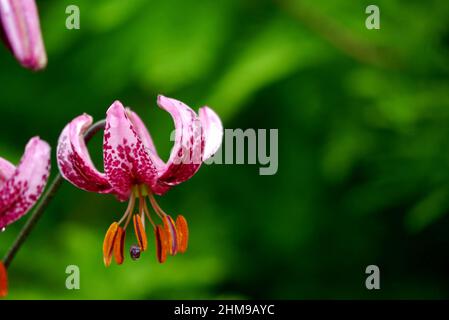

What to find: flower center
left=102, top=185, right=189, bottom=267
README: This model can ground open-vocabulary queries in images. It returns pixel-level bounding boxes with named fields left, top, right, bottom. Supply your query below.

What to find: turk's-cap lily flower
left=0, top=137, right=51, bottom=298
left=57, top=95, right=223, bottom=266
left=0, top=0, right=47, bottom=70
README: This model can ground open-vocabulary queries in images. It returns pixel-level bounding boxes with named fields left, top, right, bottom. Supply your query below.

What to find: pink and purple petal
left=0, top=137, right=50, bottom=229
left=127, top=109, right=165, bottom=171
left=0, top=157, right=15, bottom=187
left=104, top=101, right=158, bottom=200
left=0, top=0, right=47, bottom=70
left=57, top=114, right=113, bottom=194
left=199, top=106, right=223, bottom=161
left=153, top=95, right=205, bottom=194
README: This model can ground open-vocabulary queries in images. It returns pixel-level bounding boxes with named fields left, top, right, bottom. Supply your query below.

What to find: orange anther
left=163, top=215, right=178, bottom=255
left=103, top=222, right=119, bottom=267
left=176, top=215, right=189, bottom=254
left=155, top=225, right=168, bottom=263
left=114, top=227, right=125, bottom=265
left=133, top=214, right=148, bottom=251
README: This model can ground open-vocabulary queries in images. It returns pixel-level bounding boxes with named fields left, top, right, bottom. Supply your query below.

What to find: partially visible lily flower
left=0, top=0, right=47, bottom=70
left=0, top=137, right=50, bottom=229
left=0, top=137, right=51, bottom=297
left=57, top=95, right=223, bottom=266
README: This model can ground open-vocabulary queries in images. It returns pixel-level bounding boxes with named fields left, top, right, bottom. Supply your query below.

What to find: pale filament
left=148, top=193, right=167, bottom=218
left=118, top=193, right=136, bottom=226
left=142, top=197, right=156, bottom=229
left=137, top=186, right=156, bottom=229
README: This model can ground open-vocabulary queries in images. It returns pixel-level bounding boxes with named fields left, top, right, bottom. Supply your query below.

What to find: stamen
left=148, top=193, right=166, bottom=218
left=113, top=227, right=125, bottom=265
left=118, top=194, right=136, bottom=226
left=155, top=225, right=168, bottom=263
left=0, top=262, right=7, bottom=298
left=147, top=193, right=190, bottom=258
left=103, top=222, right=119, bottom=267
left=142, top=198, right=156, bottom=229
left=163, top=215, right=178, bottom=256
left=176, top=215, right=189, bottom=254
left=137, top=185, right=156, bottom=230
left=133, top=214, right=148, bottom=251
left=123, top=207, right=134, bottom=230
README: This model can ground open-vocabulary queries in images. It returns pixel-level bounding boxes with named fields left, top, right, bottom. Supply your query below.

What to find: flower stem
left=2, top=119, right=106, bottom=269
left=275, top=0, right=400, bottom=68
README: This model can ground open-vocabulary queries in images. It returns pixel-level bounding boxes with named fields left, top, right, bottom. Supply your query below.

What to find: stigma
left=102, top=185, right=189, bottom=267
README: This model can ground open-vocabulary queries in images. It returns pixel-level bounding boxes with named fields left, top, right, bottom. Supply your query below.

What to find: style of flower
left=0, top=0, right=47, bottom=70
left=0, top=136, right=51, bottom=297
left=57, top=95, right=223, bottom=266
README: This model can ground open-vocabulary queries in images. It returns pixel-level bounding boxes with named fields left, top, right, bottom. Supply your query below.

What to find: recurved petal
left=104, top=101, right=158, bottom=199
left=0, top=137, right=50, bottom=229
left=0, top=157, right=15, bottom=187
left=153, top=95, right=205, bottom=194
left=199, top=106, right=223, bottom=161
left=57, top=114, right=113, bottom=194
left=0, top=0, right=47, bottom=70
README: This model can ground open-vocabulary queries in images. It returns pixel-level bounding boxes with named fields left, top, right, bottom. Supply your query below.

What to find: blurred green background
left=1, top=0, right=449, bottom=299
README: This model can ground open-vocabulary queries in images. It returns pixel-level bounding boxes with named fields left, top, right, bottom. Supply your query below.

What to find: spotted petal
left=0, top=137, right=50, bottom=229
left=104, top=101, right=158, bottom=200
left=0, top=157, right=15, bottom=187
left=127, top=109, right=165, bottom=171
left=0, top=0, right=47, bottom=70
left=152, top=95, right=205, bottom=194
left=57, top=114, right=113, bottom=195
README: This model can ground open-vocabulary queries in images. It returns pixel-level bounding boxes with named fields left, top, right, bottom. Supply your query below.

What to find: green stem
left=276, top=0, right=400, bottom=68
